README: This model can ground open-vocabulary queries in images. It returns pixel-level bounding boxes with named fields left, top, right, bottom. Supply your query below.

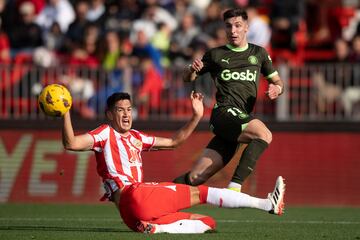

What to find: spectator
left=173, top=0, right=201, bottom=24
left=0, top=30, right=10, bottom=64
left=143, top=2, right=178, bottom=32
left=87, top=55, right=133, bottom=119
left=65, top=0, right=90, bottom=51
left=68, top=24, right=100, bottom=68
left=43, top=22, right=65, bottom=53
left=270, top=0, right=304, bottom=51
left=100, top=30, right=121, bottom=71
left=130, top=9, right=157, bottom=43
left=86, top=0, right=105, bottom=23
left=169, top=12, right=200, bottom=65
left=130, top=3, right=177, bottom=45
left=341, top=34, right=360, bottom=118
left=246, top=5, right=271, bottom=48
left=305, top=0, right=342, bottom=49
left=138, top=56, right=164, bottom=115
left=189, top=0, right=211, bottom=20
left=201, top=1, right=224, bottom=39
left=16, top=0, right=45, bottom=14
left=9, top=1, right=43, bottom=55
left=331, top=38, right=352, bottom=63
left=36, top=0, right=75, bottom=34
left=350, top=34, right=360, bottom=62
left=102, top=1, right=125, bottom=33
left=312, top=38, right=351, bottom=114
left=151, top=22, right=171, bottom=67
left=112, top=0, right=140, bottom=36
left=131, top=29, right=163, bottom=76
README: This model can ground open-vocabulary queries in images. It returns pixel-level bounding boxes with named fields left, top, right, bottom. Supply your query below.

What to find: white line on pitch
left=0, top=218, right=359, bottom=225
left=217, top=219, right=360, bottom=225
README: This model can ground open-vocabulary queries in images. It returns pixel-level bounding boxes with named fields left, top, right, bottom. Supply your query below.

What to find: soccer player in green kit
left=174, top=8, right=284, bottom=192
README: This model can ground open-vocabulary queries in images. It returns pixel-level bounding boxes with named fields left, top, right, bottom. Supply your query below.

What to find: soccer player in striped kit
left=62, top=91, right=285, bottom=234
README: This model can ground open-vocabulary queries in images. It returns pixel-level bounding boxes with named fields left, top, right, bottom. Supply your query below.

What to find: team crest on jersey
left=132, top=138, right=143, bottom=149
left=248, top=56, right=258, bottom=65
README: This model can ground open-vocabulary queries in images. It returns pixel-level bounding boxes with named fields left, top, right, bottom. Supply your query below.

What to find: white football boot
left=268, top=176, right=286, bottom=215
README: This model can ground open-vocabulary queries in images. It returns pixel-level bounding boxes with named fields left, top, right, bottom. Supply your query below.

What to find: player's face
left=224, top=16, right=248, bottom=47
left=109, top=99, right=132, bottom=134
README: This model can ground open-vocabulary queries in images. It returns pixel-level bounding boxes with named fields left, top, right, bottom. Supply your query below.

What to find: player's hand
left=190, top=59, right=204, bottom=73
left=190, top=91, right=204, bottom=118
left=266, top=83, right=282, bottom=100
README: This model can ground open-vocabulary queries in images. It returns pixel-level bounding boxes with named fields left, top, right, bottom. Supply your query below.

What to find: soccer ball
left=38, top=84, right=72, bottom=117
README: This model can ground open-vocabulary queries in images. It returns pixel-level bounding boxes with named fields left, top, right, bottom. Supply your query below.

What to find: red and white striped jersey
left=88, top=124, right=155, bottom=189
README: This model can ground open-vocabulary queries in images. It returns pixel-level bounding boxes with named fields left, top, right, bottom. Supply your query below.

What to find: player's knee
left=257, top=127, right=272, bottom=144
left=262, top=129, right=272, bottom=144
left=244, top=120, right=272, bottom=143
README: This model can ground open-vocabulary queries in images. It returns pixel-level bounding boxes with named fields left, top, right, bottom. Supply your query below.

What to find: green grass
left=0, top=204, right=360, bottom=240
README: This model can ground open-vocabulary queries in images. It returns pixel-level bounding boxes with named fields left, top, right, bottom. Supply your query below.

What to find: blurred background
left=0, top=0, right=359, bottom=206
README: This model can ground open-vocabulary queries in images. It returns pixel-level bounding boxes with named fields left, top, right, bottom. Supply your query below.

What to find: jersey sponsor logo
left=248, top=55, right=258, bottom=65
left=221, top=58, right=230, bottom=64
left=129, top=149, right=140, bottom=163
left=220, top=69, right=257, bottom=81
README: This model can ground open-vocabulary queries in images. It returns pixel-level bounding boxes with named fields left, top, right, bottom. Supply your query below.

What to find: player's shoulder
left=129, top=129, right=148, bottom=139
left=207, top=45, right=231, bottom=54
left=205, top=45, right=233, bottom=60
left=89, top=124, right=110, bottom=135
left=248, top=43, right=267, bottom=53
left=210, top=45, right=229, bottom=51
left=248, top=43, right=272, bottom=62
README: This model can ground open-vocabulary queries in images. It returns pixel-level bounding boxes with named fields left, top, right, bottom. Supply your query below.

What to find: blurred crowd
left=1, top=0, right=360, bottom=118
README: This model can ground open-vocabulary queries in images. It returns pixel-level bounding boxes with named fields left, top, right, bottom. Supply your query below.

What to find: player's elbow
left=170, top=141, right=181, bottom=149
left=62, top=140, right=77, bottom=151
left=63, top=142, right=74, bottom=151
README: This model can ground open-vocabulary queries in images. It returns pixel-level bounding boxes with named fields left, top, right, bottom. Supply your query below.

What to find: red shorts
left=119, top=182, right=192, bottom=232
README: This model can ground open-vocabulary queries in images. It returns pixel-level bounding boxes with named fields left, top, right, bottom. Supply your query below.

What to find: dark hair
left=106, top=92, right=131, bottom=110
left=223, top=8, right=248, bottom=21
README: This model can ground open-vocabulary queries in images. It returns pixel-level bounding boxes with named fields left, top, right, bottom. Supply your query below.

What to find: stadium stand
left=0, top=0, right=359, bottom=122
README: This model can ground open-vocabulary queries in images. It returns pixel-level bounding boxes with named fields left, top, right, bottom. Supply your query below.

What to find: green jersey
left=198, top=43, right=278, bottom=113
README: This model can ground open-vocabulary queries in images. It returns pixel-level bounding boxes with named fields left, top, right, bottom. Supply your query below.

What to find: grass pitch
left=0, top=203, right=359, bottom=240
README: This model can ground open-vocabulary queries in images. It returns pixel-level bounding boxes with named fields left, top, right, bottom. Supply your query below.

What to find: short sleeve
left=260, top=48, right=278, bottom=79
left=88, top=124, right=109, bottom=152
left=197, top=50, right=214, bottom=76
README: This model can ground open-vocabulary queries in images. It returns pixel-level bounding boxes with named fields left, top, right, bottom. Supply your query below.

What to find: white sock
left=155, top=219, right=212, bottom=233
left=206, top=187, right=272, bottom=211
left=227, top=181, right=242, bottom=190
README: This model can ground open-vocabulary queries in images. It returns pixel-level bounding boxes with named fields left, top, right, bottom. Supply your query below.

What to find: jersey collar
left=226, top=43, right=249, bottom=52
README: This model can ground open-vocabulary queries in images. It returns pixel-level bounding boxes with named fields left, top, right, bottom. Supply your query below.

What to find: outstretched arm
left=153, top=91, right=204, bottom=149
left=62, top=111, right=93, bottom=151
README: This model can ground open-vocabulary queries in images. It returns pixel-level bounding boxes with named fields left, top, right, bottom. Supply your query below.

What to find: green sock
left=231, top=138, right=268, bottom=184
